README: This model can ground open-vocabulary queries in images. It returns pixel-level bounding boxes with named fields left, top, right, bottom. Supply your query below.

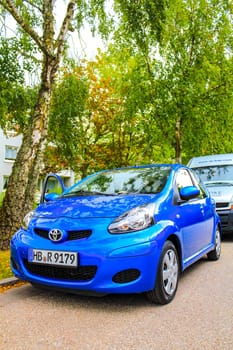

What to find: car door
left=173, top=168, right=214, bottom=262
left=190, top=169, right=215, bottom=246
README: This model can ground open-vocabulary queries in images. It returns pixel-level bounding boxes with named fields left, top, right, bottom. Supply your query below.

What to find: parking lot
left=0, top=236, right=232, bottom=350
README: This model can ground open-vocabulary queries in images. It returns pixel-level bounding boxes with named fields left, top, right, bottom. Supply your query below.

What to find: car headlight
left=108, top=203, right=155, bottom=234
left=21, top=211, right=35, bottom=230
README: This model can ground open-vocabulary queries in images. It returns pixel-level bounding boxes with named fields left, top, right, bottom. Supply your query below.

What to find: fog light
left=112, top=269, right=140, bottom=284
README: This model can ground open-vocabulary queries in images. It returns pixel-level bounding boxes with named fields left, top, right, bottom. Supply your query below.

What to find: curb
left=0, top=276, right=20, bottom=288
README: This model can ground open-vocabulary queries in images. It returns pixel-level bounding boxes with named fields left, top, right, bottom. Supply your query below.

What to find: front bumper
left=10, top=226, right=163, bottom=295
left=217, top=208, right=233, bottom=234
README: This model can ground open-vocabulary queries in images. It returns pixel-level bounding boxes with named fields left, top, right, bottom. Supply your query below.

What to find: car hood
left=34, top=194, right=159, bottom=219
left=205, top=182, right=233, bottom=202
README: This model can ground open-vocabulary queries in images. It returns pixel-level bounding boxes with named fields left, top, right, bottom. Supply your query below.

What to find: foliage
left=47, top=0, right=233, bottom=174
left=48, top=47, right=171, bottom=178
left=0, top=37, right=24, bottom=83
left=113, top=0, right=233, bottom=163
left=0, top=82, right=37, bottom=132
left=156, top=0, right=233, bottom=163
left=0, top=0, right=118, bottom=249
left=74, top=0, right=114, bottom=38
left=0, top=1, right=76, bottom=249
left=114, top=0, right=166, bottom=48
left=0, top=35, right=38, bottom=132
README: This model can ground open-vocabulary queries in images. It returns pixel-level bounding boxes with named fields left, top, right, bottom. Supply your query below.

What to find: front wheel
left=207, top=227, right=221, bottom=261
left=146, top=240, right=179, bottom=305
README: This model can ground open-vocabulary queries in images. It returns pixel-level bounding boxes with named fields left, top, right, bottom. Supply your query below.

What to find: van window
left=193, top=165, right=233, bottom=183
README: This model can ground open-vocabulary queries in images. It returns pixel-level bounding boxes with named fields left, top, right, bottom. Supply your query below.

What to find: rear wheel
left=146, top=240, right=179, bottom=305
left=207, top=227, right=221, bottom=261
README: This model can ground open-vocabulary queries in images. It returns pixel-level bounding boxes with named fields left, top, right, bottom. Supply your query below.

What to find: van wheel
left=207, top=227, right=221, bottom=261
left=146, top=241, right=179, bottom=305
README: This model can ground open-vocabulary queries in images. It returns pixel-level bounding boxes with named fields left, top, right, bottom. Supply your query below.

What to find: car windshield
left=63, top=166, right=171, bottom=196
left=193, top=165, right=233, bottom=183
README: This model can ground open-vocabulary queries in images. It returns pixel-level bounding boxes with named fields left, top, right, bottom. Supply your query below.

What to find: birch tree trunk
left=0, top=0, right=75, bottom=249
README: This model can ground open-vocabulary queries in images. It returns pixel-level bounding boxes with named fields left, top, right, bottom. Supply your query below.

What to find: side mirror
left=40, top=173, right=66, bottom=203
left=44, top=192, right=60, bottom=202
left=180, top=186, right=200, bottom=200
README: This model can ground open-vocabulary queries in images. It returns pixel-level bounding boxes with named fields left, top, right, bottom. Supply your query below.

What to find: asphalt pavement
left=0, top=237, right=233, bottom=350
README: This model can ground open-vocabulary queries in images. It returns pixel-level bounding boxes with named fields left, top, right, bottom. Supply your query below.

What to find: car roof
left=188, top=154, right=233, bottom=168
left=98, top=164, right=184, bottom=172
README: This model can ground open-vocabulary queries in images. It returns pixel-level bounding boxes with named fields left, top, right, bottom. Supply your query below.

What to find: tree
left=48, top=51, right=145, bottom=177
left=154, top=0, right=233, bottom=163
left=48, top=43, right=170, bottom=177
left=48, top=0, right=233, bottom=175
left=0, top=0, right=108, bottom=249
left=114, top=0, right=233, bottom=163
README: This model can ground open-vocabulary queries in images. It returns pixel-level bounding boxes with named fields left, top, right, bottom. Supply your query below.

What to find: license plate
left=28, top=249, right=78, bottom=267
left=210, top=191, right=222, bottom=197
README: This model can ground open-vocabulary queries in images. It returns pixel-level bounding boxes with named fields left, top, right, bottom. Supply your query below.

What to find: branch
left=23, top=0, right=43, bottom=14
left=55, top=0, right=76, bottom=62
left=0, top=0, right=47, bottom=56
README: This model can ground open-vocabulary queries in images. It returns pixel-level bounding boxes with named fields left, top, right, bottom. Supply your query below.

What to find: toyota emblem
left=48, top=228, right=63, bottom=242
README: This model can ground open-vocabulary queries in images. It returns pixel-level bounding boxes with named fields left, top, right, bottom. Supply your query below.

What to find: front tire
left=207, top=226, right=221, bottom=261
left=146, top=240, right=179, bottom=305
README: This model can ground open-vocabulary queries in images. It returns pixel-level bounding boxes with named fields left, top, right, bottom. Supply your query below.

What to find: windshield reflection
left=63, top=166, right=171, bottom=197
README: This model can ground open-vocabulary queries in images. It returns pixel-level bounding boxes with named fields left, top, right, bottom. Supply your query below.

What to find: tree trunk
left=175, top=117, right=182, bottom=163
left=0, top=0, right=76, bottom=250
left=0, top=65, right=53, bottom=249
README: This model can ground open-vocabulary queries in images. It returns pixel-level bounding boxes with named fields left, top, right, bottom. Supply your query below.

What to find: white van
left=188, top=154, right=233, bottom=234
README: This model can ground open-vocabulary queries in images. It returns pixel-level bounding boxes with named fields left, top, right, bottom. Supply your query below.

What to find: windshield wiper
left=63, top=190, right=113, bottom=197
left=205, top=181, right=233, bottom=186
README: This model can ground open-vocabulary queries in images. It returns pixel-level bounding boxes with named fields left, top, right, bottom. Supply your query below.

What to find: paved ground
left=0, top=237, right=232, bottom=350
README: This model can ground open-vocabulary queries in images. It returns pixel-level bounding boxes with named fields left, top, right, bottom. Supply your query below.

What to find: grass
left=0, top=250, right=26, bottom=293
left=0, top=192, right=13, bottom=281
left=0, top=250, right=13, bottom=280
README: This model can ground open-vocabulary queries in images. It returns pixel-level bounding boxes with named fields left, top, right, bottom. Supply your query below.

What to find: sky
left=68, top=25, right=105, bottom=60
left=56, top=1, right=107, bottom=60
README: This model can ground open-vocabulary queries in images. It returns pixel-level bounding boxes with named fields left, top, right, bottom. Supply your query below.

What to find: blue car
left=11, top=164, right=221, bottom=304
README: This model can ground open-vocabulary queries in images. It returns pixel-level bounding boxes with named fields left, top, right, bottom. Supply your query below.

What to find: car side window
left=175, top=169, right=194, bottom=191
left=174, top=168, right=207, bottom=202
left=174, top=168, right=195, bottom=202
left=189, top=169, right=208, bottom=199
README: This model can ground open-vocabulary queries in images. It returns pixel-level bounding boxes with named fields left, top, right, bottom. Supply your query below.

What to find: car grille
left=215, top=202, right=229, bottom=209
left=23, top=260, right=97, bottom=281
left=34, top=228, right=92, bottom=241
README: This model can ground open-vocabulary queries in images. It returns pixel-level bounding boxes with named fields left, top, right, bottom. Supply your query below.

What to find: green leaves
left=114, top=0, right=166, bottom=48
left=0, top=37, right=24, bottom=83
left=0, top=0, right=233, bottom=168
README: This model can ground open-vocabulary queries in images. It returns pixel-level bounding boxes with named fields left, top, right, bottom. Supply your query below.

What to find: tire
left=146, top=240, right=179, bottom=305
left=207, top=226, right=221, bottom=261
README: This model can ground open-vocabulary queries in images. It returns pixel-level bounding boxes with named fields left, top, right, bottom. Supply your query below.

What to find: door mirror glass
left=40, top=173, right=66, bottom=203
